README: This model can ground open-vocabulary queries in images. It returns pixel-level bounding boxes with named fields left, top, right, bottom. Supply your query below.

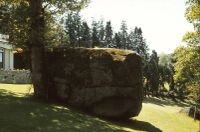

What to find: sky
left=80, top=0, right=194, bottom=54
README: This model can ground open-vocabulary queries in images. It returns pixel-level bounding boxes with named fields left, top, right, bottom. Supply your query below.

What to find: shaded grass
left=0, top=85, right=160, bottom=132
left=0, top=89, right=123, bottom=132
left=0, top=84, right=199, bottom=132
left=143, top=96, right=191, bottom=107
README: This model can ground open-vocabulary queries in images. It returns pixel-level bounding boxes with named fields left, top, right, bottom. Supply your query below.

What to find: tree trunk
left=31, top=47, right=46, bottom=98
left=29, top=0, right=47, bottom=99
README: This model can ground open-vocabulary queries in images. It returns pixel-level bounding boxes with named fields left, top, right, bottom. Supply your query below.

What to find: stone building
left=0, top=34, right=14, bottom=70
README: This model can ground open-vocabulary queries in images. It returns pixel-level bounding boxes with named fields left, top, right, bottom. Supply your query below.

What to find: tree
left=0, top=0, right=90, bottom=99
left=158, top=54, right=172, bottom=86
left=98, top=18, right=105, bottom=46
left=130, top=27, right=149, bottom=95
left=130, top=27, right=149, bottom=65
left=173, top=0, right=200, bottom=103
left=80, top=21, right=91, bottom=47
left=91, top=20, right=100, bottom=48
left=57, top=18, right=69, bottom=46
left=31, top=0, right=89, bottom=99
left=120, top=20, right=128, bottom=49
left=133, top=27, right=149, bottom=59
left=158, top=53, right=175, bottom=96
left=0, top=2, right=30, bottom=48
left=113, top=33, right=121, bottom=48
left=149, top=50, right=159, bottom=96
left=65, top=12, right=82, bottom=47
left=128, top=29, right=137, bottom=51
left=174, top=46, right=200, bottom=101
left=105, top=21, right=113, bottom=48
left=0, top=1, right=69, bottom=48
left=183, top=0, right=200, bottom=47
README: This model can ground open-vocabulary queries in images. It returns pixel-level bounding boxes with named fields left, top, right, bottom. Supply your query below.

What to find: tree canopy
left=173, top=0, right=200, bottom=103
left=0, top=0, right=90, bottom=48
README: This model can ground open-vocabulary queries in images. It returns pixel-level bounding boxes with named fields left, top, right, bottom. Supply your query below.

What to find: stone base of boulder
left=92, top=96, right=141, bottom=118
left=46, top=48, right=143, bottom=118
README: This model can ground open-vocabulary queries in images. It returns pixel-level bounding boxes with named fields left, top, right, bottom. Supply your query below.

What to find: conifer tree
left=105, top=21, right=113, bottom=48
left=91, top=20, right=100, bottom=48
left=149, top=50, right=160, bottom=96
left=98, top=18, right=105, bottom=47
left=65, top=12, right=82, bottom=47
left=113, top=33, right=121, bottom=48
left=120, top=20, right=128, bottom=49
left=128, top=29, right=137, bottom=51
left=80, top=21, right=91, bottom=47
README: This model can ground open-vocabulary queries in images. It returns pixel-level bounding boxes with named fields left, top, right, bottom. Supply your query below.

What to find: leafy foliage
left=0, top=1, right=30, bottom=48
left=174, top=46, right=200, bottom=102
left=173, top=0, right=200, bottom=103
left=0, top=0, right=90, bottom=48
left=158, top=53, right=174, bottom=91
left=183, top=0, right=200, bottom=46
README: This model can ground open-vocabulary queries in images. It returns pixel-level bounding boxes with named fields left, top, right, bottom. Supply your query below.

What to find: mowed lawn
left=0, top=84, right=199, bottom=132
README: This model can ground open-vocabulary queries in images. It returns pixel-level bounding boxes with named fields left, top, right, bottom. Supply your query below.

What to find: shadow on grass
left=105, top=118, right=162, bottom=132
left=143, top=96, right=191, bottom=107
left=0, top=89, right=162, bottom=132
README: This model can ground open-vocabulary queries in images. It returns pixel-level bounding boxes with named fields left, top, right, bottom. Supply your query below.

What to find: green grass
left=0, top=84, right=199, bottom=132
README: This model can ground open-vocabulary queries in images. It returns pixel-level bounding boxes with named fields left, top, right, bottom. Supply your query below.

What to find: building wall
left=4, top=49, right=14, bottom=70
left=0, top=42, right=14, bottom=70
left=0, top=70, right=31, bottom=84
left=0, top=48, right=3, bottom=69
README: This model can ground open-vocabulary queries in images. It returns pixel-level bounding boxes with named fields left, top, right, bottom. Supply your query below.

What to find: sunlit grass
left=0, top=84, right=199, bottom=132
left=137, top=98, right=199, bottom=132
left=0, top=84, right=33, bottom=96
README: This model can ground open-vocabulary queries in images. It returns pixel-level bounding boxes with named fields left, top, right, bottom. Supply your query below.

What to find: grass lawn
left=0, top=84, right=199, bottom=132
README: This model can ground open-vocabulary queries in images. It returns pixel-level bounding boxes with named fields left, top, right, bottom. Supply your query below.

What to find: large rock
left=46, top=48, right=143, bottom=118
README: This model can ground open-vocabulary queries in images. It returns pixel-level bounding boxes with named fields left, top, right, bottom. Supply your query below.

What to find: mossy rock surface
left=46, top=48, right=143, bottom=118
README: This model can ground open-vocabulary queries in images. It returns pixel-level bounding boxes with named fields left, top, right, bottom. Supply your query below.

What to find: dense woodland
left=0, top=0, right=199, bottom=105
